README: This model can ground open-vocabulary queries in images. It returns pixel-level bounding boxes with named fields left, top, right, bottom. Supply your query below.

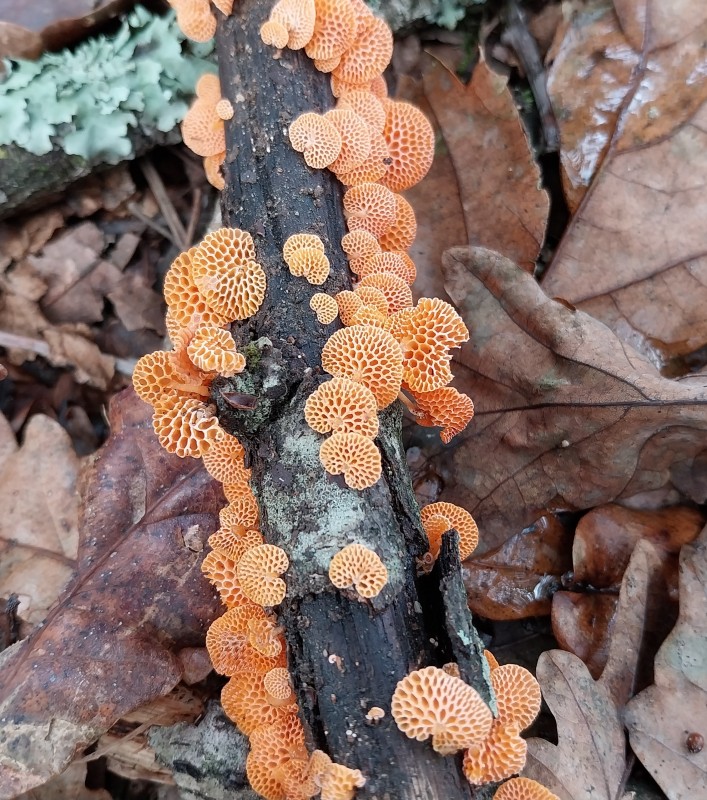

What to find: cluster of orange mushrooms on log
left=132, top=1, right=560, bottom=799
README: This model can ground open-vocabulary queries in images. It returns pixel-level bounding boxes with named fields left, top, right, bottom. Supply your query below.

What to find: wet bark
left=214, top=3, right=492, bottom=797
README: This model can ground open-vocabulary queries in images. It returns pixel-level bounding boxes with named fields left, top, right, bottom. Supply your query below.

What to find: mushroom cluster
left=259, top=0, right=474, bottom=492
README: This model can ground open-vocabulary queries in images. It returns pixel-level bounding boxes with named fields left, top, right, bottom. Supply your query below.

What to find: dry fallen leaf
left=524, top=540, right=665, bottom=799
left=0, top=389, right=224, bottom=797
left=421, top=53, right=549, bottom=272
left=0, top=412, right=80, bottom=627
left=430, top=247, right=707, bottom=552
left=543, top=1, right=707, bottom=366
left=624, top=525, right=707, bottom=800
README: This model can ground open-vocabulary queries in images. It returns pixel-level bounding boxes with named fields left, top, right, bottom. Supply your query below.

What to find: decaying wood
left=214, top=3, right=492, bottom=797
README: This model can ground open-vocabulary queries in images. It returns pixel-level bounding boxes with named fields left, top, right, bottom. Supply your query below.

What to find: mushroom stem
left=171, top=381, right=212, bottom=397
left=397, top=389, right=422, bottom=417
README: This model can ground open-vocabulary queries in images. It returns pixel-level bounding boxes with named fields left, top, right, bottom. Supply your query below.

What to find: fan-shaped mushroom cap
left=201, top=434, right=251, bottom=485
left=270, top=0, right=316, bottom=49
left=334, top=290, right=364, bottom=326
left=335, top=129, right=390, bottom=186
left=195, top=73, right=221, bottom=102
left=378, top=194, right=417, bottom=251
left=319, top=763, right=367, bottom=800
left=492, top=664, right=542, bottom=731
left=264, top=667, right=295, bottom=705
left=192, top=233, right=266, bottom=321
left=223, top=481, right=257, bottom=502
left=248, top=617, right=284, bottom=658
left=355, top=285, right=388, bottom=314
left=208, top=527, right=263, bottom=560
left=152, top=397, right=223, bottom=458
left=310, top=293, right=339, bottom=324
left=329, top=543, right=388, bottom=598
left=308, top=749, right=333, bottom=784
left=380, top=99, right=435, bottom=192
left=187, top=324, right=246, bottom=376
left=410, top=386, right=474, bottom=444
left=391, top=666, right=493, bottom=754
left=163, top=249, right=230, bottom=334
left=321, top=325, right=403, bottom=409
left=463, top=722, right=527, bottom=785
left=369, top=74, right=388, bottom=99
left=205, top=604, right=267, bottom=674
left=305, top=377, right=379, bottom=437
left=388, top=298, right=469, bottom=392
left=337, top=90, right=386, bottom=133
left=223, top=673, right=298, bottom=738
left=314, top=54, right=342, bottom=72
left=335, top=287, right=387, bottom=327
left=357, top=273, right=413, bottom=313
left=247, top=717, right=309, bottom=799
left=287, top=247, right=331, bottom=284
left=215, top=98, right=234, bottom=120
left=260, top=18, right=289, bottom=48
left=341, top=230, right=381, bottom=271
left=289, top=112, right=343, bottom=169
left=485, top=650, right=500, bottom=671
left=181, top=96, right=225, bottom=157
left=350, top=306, right=387, bottom=328
left=237, top=544, right=289, bottom=606
left=211, top=0, right=233, bottom=15
left=343, top=182, right=397, bottom=238
left=334, top=14, right=393, bottom=84
left=320, top=432, right=381, bottom=490
left=494, top=778, right=560, bottom=800
left=283, top=232, right=325, bottom=263
left=305, top=0, right=357, bottom=61
left=356, top=251, right=416, bottom=284
left=201, top=550, right=251, bottom=607
left=203, top=151, right=226, bottom=190
left=170, top=0, right=217, bottom=41
left=420, top=501, right=479, bottom=561
left=133, top=350, right=205, bottom=407
left=325, top=109, right=371, bottom=173
left=220, top=493, right=260, bottom=529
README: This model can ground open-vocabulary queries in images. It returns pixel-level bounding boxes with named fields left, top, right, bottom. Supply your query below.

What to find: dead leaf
left=463, top=514, right=573, bottom=619
left=430, top=247, right=707, bottom=552
left=624, top=525, right=707, bottom=799
left=107, top=268, right=166, bottom=334
left=524, top=540, right=665, bottom=798
left=0, top=412, right=80, bottom=626
left=15, top=762, right=111, bottom=800
left=543, top=1, right=707, bottom=366
left=421, top=54, right=549, bottom=271
left=0, top=389, right=224, bottom=797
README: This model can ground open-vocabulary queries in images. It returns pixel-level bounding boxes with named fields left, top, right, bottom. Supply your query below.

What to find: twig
left=127, top=202, right=177, bottom=246
left=184, top=186, right=203, bottom=246
left=139, top=158, right=188, bottom=248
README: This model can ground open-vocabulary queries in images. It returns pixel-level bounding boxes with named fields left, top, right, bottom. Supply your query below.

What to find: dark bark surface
left=214, top=3, right=491, bottom=797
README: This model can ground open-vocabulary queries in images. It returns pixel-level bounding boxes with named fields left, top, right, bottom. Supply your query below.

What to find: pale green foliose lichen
left=366, top=0, right=484, bottom=30
left=0, top=6, right=214, bottom=162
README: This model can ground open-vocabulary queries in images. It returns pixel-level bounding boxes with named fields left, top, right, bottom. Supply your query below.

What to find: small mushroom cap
left=333, top=14, right=393, bottom=84
left=203, top=151, right=225, bottom=190
left=329, top=543, right=388, bottom=598
left=378, top=194, right=417, bottom=251
left=237, top=543, right=290, bottom=606
left=343, top=182, right=397, bottom=239
left=325, top=109, right=372, bottom=173
left=264, top=667, right=295, bottom=704
left=410, top=386, right=474, bottom=444
left=195, top=73, right=221, bottom=101
left=420, top=501, right=479, bottom=561
left=247, top=717, right=308, bottom=796
left=320, top=432, right=382, bottom=490
left=356, top=251, right=416, bottom=284
left=187, top=323, right=246, bottom=376
left=201, top=434, right=251, bottom=486
left=215, top=98, right=234, bottom=120
left=334, top=129, right=390, bottom=186
left=335, top=287, right=388, bottom=327
left=170, top=0, right=217, bottom=41
left=305, top=377, right=379, bottom=437
left=365, top=706, right=385, bottom=721
left=205, top=604, right=267, bottom=674
left=310, top=292, right=339, bottom=324
left=493, top=778, right=560, bottom=800
left=152, top=397, right=223, bottom=458
left=305, top=0, right=357, bottom=61
left=321, top=325, right=404, bottom=409
left=283, top=232, right=325, bottom=264
left=492, top=664, right=542, bottom=731
left=289, top=112, right=343, bottom=169
left=270, top=0, right=316, bottom=49
left=335, top=290, right=364, bottom=326
left=462, top=722, right=527, bottom=785
left=380, top=99, right=435, bottom=192
left=319, top=763, right=367, bottom=800
left=163, top=248, right=230, bottom=334
left=201, top=549, right=251, bottom=608
left=357, top=272, right=413, bottom=314
left=260, top=18, right=289, bottom=48
left=181, top=96, right=225, bottom=157
left=308, top=750, right=333, bottom=784
left=337, top=90, right=386, bottom=133
left=314, top=54, right=342, bottom=72
left=208, top=527, right=264, bottom=560
left=341, top=230, right=381, bottom=268
left=220, top=493, right=260, bottom=529
left=223, top=673, right=297, bottom=738
left=193, top=251, right=266, bottom=321
left=287, top=247, right=331, bottom=284
left=354, top=286, right=388, bottom=315
left=391, top=666, right=493, bottom=754
left=211, top=0, right=234, bottom=15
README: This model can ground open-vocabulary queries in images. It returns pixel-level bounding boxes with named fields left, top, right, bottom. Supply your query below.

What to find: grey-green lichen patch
left=0, top=6, right=214, bottom=163
left=366, top=0, right=485, bottom=30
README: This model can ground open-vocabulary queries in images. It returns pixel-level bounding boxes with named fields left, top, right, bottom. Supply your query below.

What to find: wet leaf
left=463, top=514, right=573, bottom=620
left=422, top=54, right=549, bottom=271
left=625, top=525, right=707, bottom=799
left=543, top=0, right=707, bottom=366
left=0, top=389, right=224, bottom=797
left=430, top=247, right=707, bottom=552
